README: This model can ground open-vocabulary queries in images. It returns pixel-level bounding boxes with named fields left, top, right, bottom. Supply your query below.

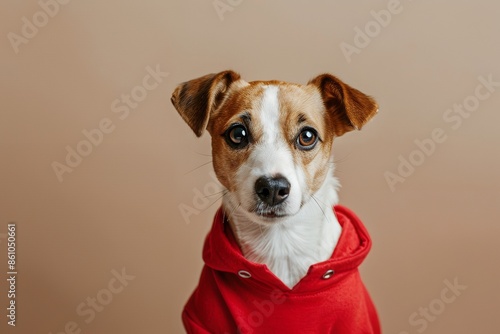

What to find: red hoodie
left=182, top=205, right=380, bottom=334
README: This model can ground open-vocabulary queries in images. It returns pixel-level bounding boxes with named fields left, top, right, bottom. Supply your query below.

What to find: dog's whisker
left=311, top=194, right=328, bottom=207
left=201, top=190, right=228, bottom=213
left=194, top=151, right=213, bottom=157
left=203, top=189, right=227, bottom=198
left=311, top=194, right=329, bottom=223
left=332, top=152, right=352, bottom=165
left=183, top=161, right=213, bottom=175
left=227, top=201, right=241, bottom=222
left=222, top=196, right=234, bottom=223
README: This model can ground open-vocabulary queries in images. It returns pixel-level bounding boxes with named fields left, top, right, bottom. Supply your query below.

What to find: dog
left=171, top=71, right=380, bottom=333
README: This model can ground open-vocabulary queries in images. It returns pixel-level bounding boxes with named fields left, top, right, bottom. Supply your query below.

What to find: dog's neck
left=223, top=167, right=342, bottom=289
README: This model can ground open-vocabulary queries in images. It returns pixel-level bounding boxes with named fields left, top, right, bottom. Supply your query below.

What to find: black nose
left=254, top=176, right=291, bottom=206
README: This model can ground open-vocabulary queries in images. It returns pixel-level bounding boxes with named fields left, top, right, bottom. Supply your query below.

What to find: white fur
left=222, top=85, right=342, bottom=288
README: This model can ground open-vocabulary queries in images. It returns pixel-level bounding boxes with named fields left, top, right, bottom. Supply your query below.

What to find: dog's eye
left=296, top=128, right=318, bottom=150
left=225, top=125, right=249, bottom=149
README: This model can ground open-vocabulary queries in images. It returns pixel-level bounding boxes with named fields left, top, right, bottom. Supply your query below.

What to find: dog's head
left=171, top=71, right=377, bottom=225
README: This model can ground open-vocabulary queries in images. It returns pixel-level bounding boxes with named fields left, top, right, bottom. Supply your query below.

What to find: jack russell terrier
left=171, top=71, right=380, bottom=334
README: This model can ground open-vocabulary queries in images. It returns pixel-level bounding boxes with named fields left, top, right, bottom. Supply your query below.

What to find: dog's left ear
left=171, top=70, right=241, bottom=137
left=308, top=74, right=378, bottom=137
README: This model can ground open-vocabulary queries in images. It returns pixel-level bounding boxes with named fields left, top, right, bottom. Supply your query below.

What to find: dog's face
left=171, top=71, right=377, bottom=225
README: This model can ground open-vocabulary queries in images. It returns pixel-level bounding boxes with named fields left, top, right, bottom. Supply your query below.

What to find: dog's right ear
left=171, top=70, right=241, bottom=137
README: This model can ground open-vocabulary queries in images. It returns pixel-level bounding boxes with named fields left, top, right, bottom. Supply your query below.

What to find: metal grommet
left=238, top=270, right=252, bottom=278
left=322, top=269, right=335, bottom=280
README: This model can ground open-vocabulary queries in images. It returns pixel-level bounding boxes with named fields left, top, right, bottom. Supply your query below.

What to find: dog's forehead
left=219, top=81, right=326, bottom=123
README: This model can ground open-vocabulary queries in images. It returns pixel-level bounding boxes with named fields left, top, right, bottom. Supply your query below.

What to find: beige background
left=1, top=1, right=500, bottom=333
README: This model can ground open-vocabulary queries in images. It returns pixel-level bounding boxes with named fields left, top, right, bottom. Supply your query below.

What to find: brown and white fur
left=171, top=71, right=377, bottom=288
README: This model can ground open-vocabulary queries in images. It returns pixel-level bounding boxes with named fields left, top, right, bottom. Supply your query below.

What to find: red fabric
left=182, top=205, right=381, bottom=334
